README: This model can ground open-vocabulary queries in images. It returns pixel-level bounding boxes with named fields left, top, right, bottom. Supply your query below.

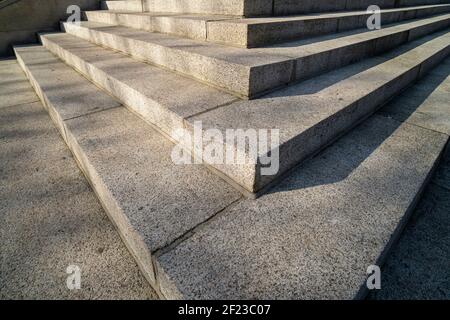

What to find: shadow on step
left=268, top=29, right=449, bottom=97
left=368, top=161, right=450, bottom=299
left=265, top=57, right=450, bottom=195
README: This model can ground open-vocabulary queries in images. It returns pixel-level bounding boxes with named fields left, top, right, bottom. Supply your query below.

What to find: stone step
left=82, top=11, right=239, bottom=42
left=0, top=60, right=156, bottom=300
left=101, top=0, right=450, bottom=17
left=39, top=29, right=450, bottom=194
left=14, top=44, right=242, bottom=295
left=156, top=58, right=450, bottom=299
left=101, top=1, right=144, bottom=12
left=208, top=4, right=450, bottom=47
left=275, top=0, right=450, bottom=16
left=61, top=14, right=450, bottom=98
left=84, top=7, right=449, bottom=47
left=84, top=4, right=450, bottom=46
left=15, top=44, right=450, bottom=299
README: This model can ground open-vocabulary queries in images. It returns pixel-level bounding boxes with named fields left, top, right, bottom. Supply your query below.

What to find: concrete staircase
left=12, top=0, right=450, bottom=299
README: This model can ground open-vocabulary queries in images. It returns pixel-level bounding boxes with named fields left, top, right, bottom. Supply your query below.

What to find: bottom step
left=15, top=45, right=450, bottom=299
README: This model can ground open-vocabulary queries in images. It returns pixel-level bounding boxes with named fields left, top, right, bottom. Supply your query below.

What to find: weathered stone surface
left=61, top=21, right=294, bottom=98
left=0, top=0, right=100, bottom=56
left=0, top=101, right=157, bottom=300
left=62, top=15, right=450, bottom=99
left=433, top=143, right=450, bottom=190
left=39, top=32, right=236, bottom=135
left=261, top=14, right=450, bottom=82
left=64, top=106, right=241, bottom=254
left=102, top=1, right=144, bottom=12
left=157, top=115, right=448, bottom=299
left=39, top=28, right=450, bottom=194
left=368, top=182, right=450, bottom=300
left=378, top=56, right=450, bottom=135
left=84, top=10, right=236, bottom=41
left=0, top=60, right=38, bottom=108
left=101, top=0, right=449, bottom=17
left=206, top=5, right=450, bottom=47
left=281, top=1, right=450, bottom=15
left=187, top=31, right=450, bottom=192
left=15, top=44, right=242, bottom=288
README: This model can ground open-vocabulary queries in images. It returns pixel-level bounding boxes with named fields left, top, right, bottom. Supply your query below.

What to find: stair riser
left=40, top=36, right=187, bottom=138
left=101, top=1, right=450, bottom=17
left=40, top=30, right=450, bottom=193
left=279, top=0, right=450, bottom=15
left=144, top=0, right=271, bottom=17
left=261, top=44, right=450, bottom=192
left=83, top=11, right=210, bottom=41
left=88, top=6, right=450, bottom=47
left=62, top=18, right=450, bottom=99
left=193, top=48, right=449, bottom=193
left=209, top=6, right=450, bottom=47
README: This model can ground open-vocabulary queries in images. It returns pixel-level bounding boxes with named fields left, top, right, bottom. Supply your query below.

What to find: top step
left=102, top=0, right=450, bottom=17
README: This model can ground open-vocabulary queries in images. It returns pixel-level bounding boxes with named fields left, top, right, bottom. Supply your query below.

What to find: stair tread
left=64, top=14, right=450, bottom=97
left=101, top=0, right=450, bottom=16
left=14, top=45, right=242, bottom=286
left=102, top=0, right=144, bottom=12
left=216, top=4, right=450, bottom=24
left=189, top=31, right=450, bottom=139
left=91, top=4, right=450, bottom=21
left=87, top=4, right=450, bottom=47
left=88, top=10, right=239, bottom=20
left=157, top=58, right=450, bottom=298
left=260, top=14, right=450, bottom=57
left=39, top=29, right=450, bottom=194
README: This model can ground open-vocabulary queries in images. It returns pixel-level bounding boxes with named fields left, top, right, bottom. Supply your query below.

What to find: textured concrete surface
left=261, top=14, right=450, bottom=82
left=102, top=0, right=450, bottom=17
left=142, top=0, right=273, bottom=16
left=157, top=115, right=448, bottom=299
left=60, top=16, right=450, bottom=95
left=102, top=1, right=144, bottom=12
left=0, top=60, right=39, bottom=109
left=40, top=27, right=450, bottom=194
left=188, top=31, right=450, bottom=192
left=0, top=0, right=100, bottom=56
left=84, top=8, right=450, bottom=49
left=84, top=11, right=238, bottom=41
left=61, top=21, right=294, bottom=98
left=155, top=37, right=450, bottom=298
left=207, top=5, right=450, bottom=47
left=368, top=153, right=450, bottom=300
left=15, top=46, right=241, bottom=288
left=0, top=92, right=157, bottom=299
left=379, top=56, right=450, bottom=135
left=365, top=55, right=450, bottom=300
left=70, top=14, right=450, bottom=103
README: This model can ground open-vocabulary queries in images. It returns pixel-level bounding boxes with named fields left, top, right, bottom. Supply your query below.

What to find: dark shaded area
left=368, top=145, right=450, bottom=300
